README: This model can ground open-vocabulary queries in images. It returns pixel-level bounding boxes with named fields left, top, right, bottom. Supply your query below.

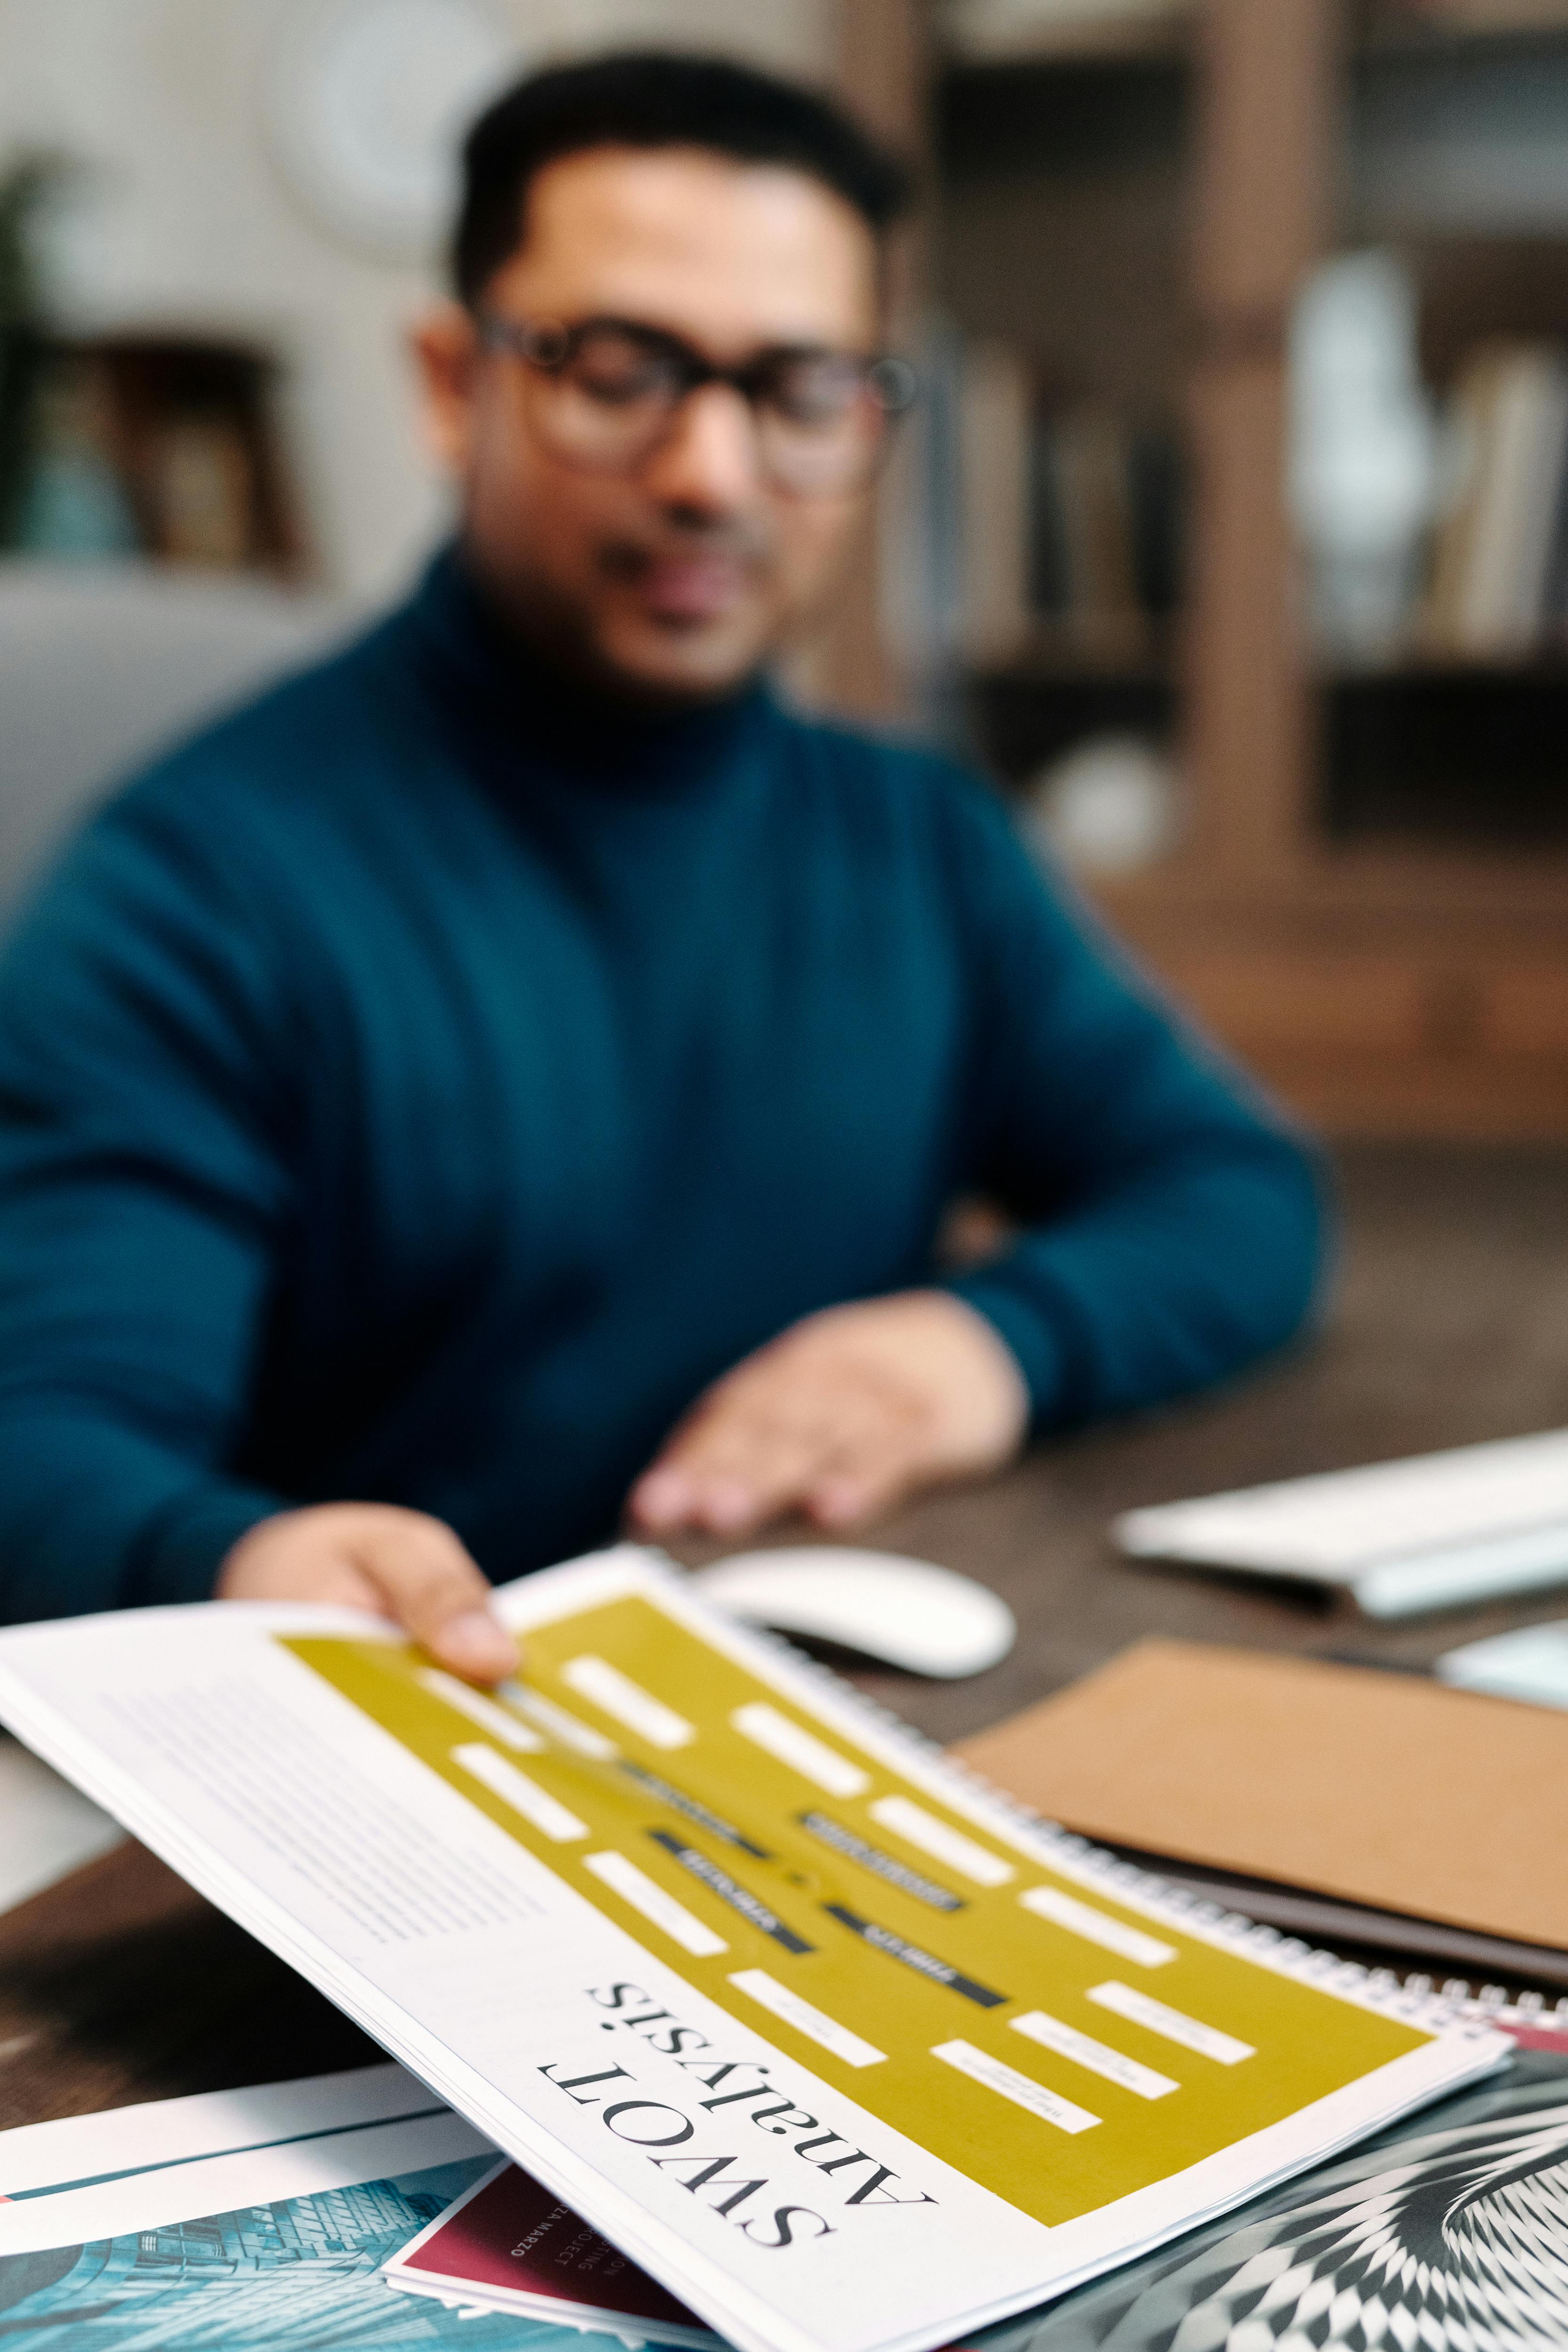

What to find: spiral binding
left=649, top=1553, right=1549, bottom=2047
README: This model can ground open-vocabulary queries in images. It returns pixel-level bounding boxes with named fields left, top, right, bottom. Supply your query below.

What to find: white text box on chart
left=419, top=1670, right=545, bottom=1751
left=562, top=1656, right=694, bottom=1749
left=1020, top=1885, right=1176, bottom=1968
left=504, top=1682, right=618, bottom=1759
left=728, top=1968, right=886, bottom=2068
left=1010, top=2010, right=1178, bottom=2100
left=1088, top=1981, right=1254, bottom=2065
left=730, top=1702, right=869, bottom=1796
left=585, top=1850, right=727, bottom=1956
left=933, top=2041, right=1101, bottom=2133
left=451, top=1745, right=587, bottom=1842
left=869, top=1795, right=1013, bottom=1887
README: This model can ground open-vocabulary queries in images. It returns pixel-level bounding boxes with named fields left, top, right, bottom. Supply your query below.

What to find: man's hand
left=628, top=1291, right=1029, bottom=1539
left=216, top=1503, right=516, bottom=1682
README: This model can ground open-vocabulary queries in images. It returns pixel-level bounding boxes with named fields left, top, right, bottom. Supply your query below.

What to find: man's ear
left=411, top=302, right=481, bottom=474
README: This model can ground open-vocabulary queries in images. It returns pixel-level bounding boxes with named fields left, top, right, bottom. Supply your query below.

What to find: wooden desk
left=6, top=1143, right=1567, bottom=2135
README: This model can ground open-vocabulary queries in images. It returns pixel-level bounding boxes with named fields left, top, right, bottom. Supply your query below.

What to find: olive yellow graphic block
left=285, top=1589, right=1431, bottom=2233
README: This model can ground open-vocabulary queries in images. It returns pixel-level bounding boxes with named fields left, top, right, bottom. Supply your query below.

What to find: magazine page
left=0, top=1547, right=1509, bottom=2352
left=0, top=2067, right=558, bottom=2348
left=384, top=2155, right=720, bottom=2346
left=0, top=2062, right=446, bottom=2202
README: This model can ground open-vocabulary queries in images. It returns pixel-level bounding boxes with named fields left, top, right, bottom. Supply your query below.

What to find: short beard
left=460, top=523, right=774, bottom=715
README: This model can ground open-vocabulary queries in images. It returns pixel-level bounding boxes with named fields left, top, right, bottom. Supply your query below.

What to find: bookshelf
left=77, top=336, right=305, bottom=576
left=2, top=330, right=307, bottom=577
left=916, top=0, right=1568, bottom=1138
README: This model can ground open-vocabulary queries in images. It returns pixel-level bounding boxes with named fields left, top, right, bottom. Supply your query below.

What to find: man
left=0, top=54, right=1322, bottom=1673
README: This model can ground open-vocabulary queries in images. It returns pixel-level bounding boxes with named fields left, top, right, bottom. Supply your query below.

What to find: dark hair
left=453, top=49, right=913, bottom=306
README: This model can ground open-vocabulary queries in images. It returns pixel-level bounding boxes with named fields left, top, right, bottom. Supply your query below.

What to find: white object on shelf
left=0, top=1731, right=124, bottom=1915
left=1438, top=1621, right=1568, bottom=1708
left=1288, top=249, right=1440, bottom=656
left=1024, top=734, right=1180, bottom=877
left=1114, top=1426, right=1568, bottom=1619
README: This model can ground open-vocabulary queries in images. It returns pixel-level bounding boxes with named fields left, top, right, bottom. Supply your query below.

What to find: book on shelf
left=957, top=341, right=1035, bottom=665
left=1424, top=339, right=1568, bottom=659
left=1036, top=409, right=1140, bottom=629
left=0, top=1548, right=1509, bottom=2352
left=956, top=339, right=1181, bottom=668
left=940, top=0, right=1192, bottom=62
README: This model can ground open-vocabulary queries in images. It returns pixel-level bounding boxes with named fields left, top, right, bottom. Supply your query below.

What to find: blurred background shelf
left=937, top=0, right=1192, bottom=64
left=16, top=334, right=309, bottom=576
left=9, top=1, right=1568, bottom=1138
left=917, top=0, right=1568, bottom=1138
left=1360, top=1, right=1568, bottom=54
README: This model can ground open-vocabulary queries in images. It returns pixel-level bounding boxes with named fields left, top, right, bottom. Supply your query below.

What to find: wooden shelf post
left=1184, top=0, right=1337, bottom=877
left=799, top=0, right=930, bottom=722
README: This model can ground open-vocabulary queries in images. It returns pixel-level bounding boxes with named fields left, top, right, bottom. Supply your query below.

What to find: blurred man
left=0, top=54, right=1322, bottom=1671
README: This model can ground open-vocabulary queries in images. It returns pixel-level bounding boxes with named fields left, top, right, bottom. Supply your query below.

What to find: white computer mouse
left=689, top=1546, right=1016, bottom=1679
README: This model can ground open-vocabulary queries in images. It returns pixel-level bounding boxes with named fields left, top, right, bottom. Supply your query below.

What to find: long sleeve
left=0, top=797, right=293, bottom=1621
left=937, top=788, right=1327, bottom=1425
left=0, top=551, right=1332, bottom=1623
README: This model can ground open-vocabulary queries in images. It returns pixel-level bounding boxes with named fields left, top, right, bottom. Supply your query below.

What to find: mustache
left=596, top=517, right=775, bottom=576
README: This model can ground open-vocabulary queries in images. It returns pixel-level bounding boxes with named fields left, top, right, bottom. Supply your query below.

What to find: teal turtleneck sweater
left=0, top=551, right=1323, bottom=1621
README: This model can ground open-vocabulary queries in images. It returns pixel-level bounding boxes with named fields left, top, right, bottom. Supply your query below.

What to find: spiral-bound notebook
left=0, top=1549, right=1508, bottom=2352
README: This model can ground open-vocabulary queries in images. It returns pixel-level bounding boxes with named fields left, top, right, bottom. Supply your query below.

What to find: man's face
left=415, top=145, right=884, bottom=702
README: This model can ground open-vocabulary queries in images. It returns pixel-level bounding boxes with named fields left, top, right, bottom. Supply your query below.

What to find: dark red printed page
left=399, top=2160, right=712, bottom=2333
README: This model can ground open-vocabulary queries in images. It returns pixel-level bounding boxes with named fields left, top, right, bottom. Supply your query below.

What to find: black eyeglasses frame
left=475, top=311, right=918, bottom=432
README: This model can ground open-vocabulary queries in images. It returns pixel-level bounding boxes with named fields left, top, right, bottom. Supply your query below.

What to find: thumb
left=350, top=1514, right=517, bottom=1683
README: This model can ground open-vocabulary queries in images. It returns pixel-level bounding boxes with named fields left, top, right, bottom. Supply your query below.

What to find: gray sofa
left=0, top=560, right=358, bottom=923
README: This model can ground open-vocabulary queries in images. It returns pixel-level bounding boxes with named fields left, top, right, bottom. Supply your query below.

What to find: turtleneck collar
left=400, top=542, right=775, bottom=798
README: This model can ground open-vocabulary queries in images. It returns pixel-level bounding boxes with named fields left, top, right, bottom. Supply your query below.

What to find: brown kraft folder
left=954, top=1638, right=1568, bottom=1955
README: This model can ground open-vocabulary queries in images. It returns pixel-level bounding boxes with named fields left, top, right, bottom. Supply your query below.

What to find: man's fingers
left=797, top=1397, right=934, bottom=1528
left=631, top=1381, right=822, bottom=1531
left=628, top=1291, right=1029, bottom=1547
left=628, top=1462, right=700, bottom=1531
left=805, top=1454, right=918, bottom=1528
left=634, top=1432, right=824, bottom=1535
left=349, top=1516, right=516, bottom=1682
left=633, top=1375, right=914, bottom=1535
left=215, top=1504, right=515, bottom=1682
left=433, top=1608, right=516, bottom=1682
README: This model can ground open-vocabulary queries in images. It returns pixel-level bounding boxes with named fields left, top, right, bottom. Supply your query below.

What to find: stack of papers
left=0, top=2066, right=509, bottom=2347
left=0, top=1545, right=1510, bottom=2352
left=8, top=2031, right=1561, bottom=2352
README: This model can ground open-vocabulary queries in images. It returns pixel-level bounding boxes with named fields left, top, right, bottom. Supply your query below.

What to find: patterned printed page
left=0, top=2073, right=549, bottom=2350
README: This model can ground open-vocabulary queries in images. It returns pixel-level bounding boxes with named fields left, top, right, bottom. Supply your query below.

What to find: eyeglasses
left=476, top=312, right=917, bottom=497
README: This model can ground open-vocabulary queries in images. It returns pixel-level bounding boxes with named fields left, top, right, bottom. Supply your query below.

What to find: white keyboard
left=1114, top=1427, right=1568, bottom=1618
left=1440, top=1621, right=1568, bottom=1707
